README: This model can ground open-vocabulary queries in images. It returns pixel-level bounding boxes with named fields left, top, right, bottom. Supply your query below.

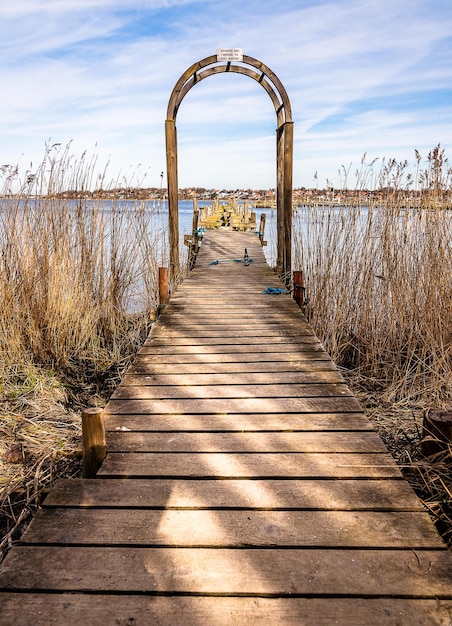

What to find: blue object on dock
left=262, top=286, right=289, bottom=294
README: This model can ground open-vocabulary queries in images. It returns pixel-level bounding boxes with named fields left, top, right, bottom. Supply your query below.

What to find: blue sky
left=1, top=0, right=451, bottom=190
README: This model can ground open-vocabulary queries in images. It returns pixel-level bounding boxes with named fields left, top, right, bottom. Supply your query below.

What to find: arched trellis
left=165, top=53, right=293, bottom=282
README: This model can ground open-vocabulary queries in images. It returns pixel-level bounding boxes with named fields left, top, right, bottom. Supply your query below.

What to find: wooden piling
left=259, top=213, right=266, bottom=245
left=190, top=201, right=200, bottom=267
left=159, top=267, right=169, bottom=306
left=422, top=409, right=452, bottom=458
left=293, top=270, right=305, bottom=308
left=82, top=408, right=106, bottom=478
left=165, top=119, right=179, bottom=283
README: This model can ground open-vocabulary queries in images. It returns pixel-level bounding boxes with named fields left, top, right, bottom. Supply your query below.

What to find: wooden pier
left=0, top=230, right=451, bottom=625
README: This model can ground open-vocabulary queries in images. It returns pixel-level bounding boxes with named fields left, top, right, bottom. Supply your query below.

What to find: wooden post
left=165, top=119, right=179, bottom=283
left=283, top=121, right=294, bottom=282
left=293, top=270, right=305, bottom=308
left=190, top=200, right=200, bottom=268
left=276, top=124, right=285, bottom=275
left=159, top=267, right=169, bottom=306
left=422, top=409, right=452, bottom=457
left=82, top=408, right=106, bottom=478
left=259, top=213, right=266, bottom=245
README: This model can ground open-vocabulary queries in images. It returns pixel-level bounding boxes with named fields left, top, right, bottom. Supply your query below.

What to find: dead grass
left=0, top=144, right=167, bottom=561
left=294, top=147, right=452, bottom=548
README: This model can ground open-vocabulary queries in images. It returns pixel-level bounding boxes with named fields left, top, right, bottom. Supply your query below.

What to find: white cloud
left=0, top=0, right=451, bottom=188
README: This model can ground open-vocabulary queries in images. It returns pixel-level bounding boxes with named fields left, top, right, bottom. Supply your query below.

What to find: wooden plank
left=110, top=383, right=354, bottom=400
left=105, top=431, right=387, bottom=453
left=131, top=352, right=333, bottom=364
left=138, top=344, right=327, bottom=355
left=164, top=302, right=305, bottom=310
left=149, top=328, right=316, bottom=338
left=122, top=372, right=345, bottom=385
left=1, top=594, right=451, bottom=626
left=146, top=337, right=322, bottom=347
left=128, top=360, right=340, bottom=374
left=149, top=327, right=316, bottom=338
left=104, top=412, right=372, bottom=432
left=43, top=478, right=426, bottom=511
left=104, top=396, right=363, bottom=414
left=157, top=313, right=310, bottom=322
left=152, top=321, right=312, bottom=330
left=97, top=452, right=402, bottom=478
left=1, top=547, right=450, bottom=596
left=21, top=509, right=444, bottom=548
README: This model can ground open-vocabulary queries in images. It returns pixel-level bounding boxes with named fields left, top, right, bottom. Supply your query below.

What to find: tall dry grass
left=0, top=143, right=167, bottom=557
left=294, top=146, right=452, bottom=404
left=293, top=145, right=452, bottom=545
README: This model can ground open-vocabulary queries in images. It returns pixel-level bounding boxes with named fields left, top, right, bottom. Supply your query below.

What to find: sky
left=0, top=0, right=451, bottom=190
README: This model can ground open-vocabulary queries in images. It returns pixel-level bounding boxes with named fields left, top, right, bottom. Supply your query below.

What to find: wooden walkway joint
left=0, top=230, right=451, bottom=625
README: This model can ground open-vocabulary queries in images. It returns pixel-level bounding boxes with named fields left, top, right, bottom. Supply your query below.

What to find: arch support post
left=276, top=121, right=293, bottom=282
left=276, top=124, right=285, bottom=276
left=283, top=121, right=294, bottom=281
left=165, top=119, right=179, bottom=284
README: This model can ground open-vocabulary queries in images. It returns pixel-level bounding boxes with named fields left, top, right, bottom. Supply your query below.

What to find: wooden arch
left=165, top=52, right=293, bottom=281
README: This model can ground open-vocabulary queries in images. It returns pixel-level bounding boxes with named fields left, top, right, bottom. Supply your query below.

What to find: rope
left=262, top=286, right=289, bottom=294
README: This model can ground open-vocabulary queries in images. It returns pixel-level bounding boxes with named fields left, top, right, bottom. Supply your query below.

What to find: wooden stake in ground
left=82, top=408, right=106, bottom=478
left=422, top=408, right=452, bottom=457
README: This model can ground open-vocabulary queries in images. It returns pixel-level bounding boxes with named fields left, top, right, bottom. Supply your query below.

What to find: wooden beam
left=165, top=119, right=179, bottom=283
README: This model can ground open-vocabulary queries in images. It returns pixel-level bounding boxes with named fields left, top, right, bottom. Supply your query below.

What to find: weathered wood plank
left=146, top=336, right=322, bottom=347
left=22, top=509, right=444, bottom=548
left=131, top=351, right=333, bottom=363
left=157, top=313, right=310, bottom=323
left=104, top=412, right=372, bottom=432
left=152, top=320, right=312, bottom=330
left=1, top=547, right=450, bottom=596
left=139, top=345, right=328, bottom=356
left=149, top=327, right=316, bottom=338
left=98, top=452, right=402, bottom=478
left=163, top=303, right=306, bottom=312
left=104, top=396, right=363, bottom=414
left=128, top=360, right=340, bottom=374
left=122, top=371, right=345, bottom=386
left=110, top=382, right=353, bottom=400
left=43, top=478, right=425, bottom=511
left=1, top=594, right=451, bottom=626
left=105, top=431, right=387, bottom=453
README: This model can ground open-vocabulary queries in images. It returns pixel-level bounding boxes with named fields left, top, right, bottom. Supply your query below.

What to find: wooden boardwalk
left=0, top=230, right=451, bottom=625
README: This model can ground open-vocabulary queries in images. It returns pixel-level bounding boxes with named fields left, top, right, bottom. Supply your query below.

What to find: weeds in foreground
left=0, top=144, right=167, bottom=559
left=293, top=147, right=452, bottom=546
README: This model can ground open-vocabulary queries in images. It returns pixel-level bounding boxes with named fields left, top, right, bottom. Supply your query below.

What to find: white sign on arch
left=217, top=48, right=243, bottom=62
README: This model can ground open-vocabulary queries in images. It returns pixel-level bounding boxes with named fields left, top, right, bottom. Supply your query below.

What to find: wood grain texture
left=97, top=452, right=402, bottom=478
left=22, top=508, right=444, bottom=548
left=1, top=547, right=451, bottom=596
left=43, top=478, right=426, bottom=510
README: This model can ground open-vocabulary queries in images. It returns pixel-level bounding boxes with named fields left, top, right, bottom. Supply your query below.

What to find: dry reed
left=0, top=143, right=167, bottom=560
left=293, top=145, right=452, bottom=546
